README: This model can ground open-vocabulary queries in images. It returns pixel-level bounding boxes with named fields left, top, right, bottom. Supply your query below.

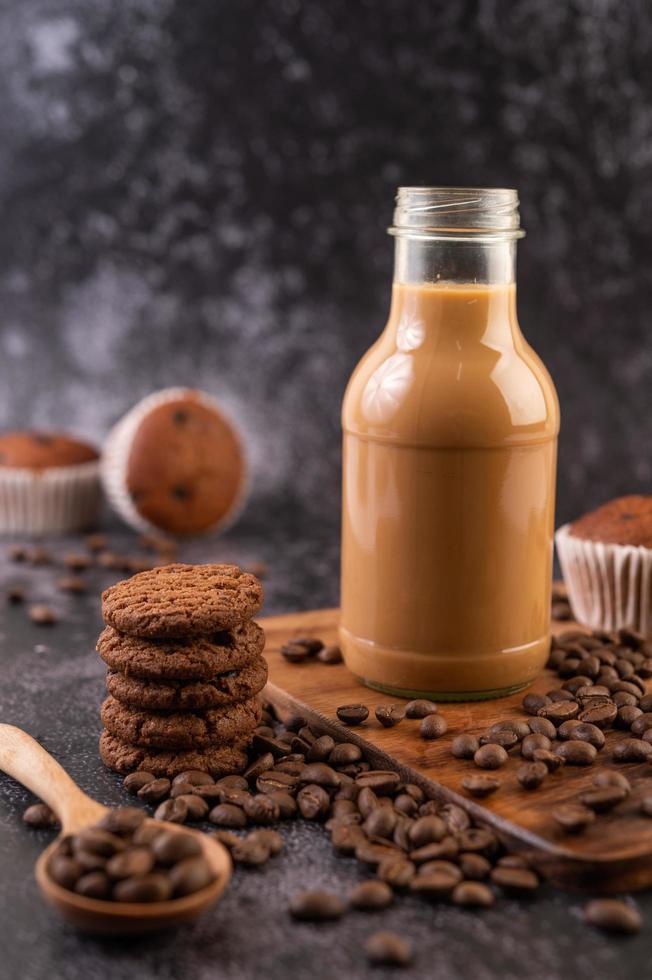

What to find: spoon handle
left=0, top=724, right=106, bottom=832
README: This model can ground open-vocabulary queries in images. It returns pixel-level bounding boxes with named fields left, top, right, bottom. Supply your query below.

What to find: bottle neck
left=393, top=236, right=517, bottom=287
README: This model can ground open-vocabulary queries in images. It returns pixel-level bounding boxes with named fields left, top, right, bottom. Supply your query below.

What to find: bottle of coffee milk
left=340, top=187, right=559, bottom=700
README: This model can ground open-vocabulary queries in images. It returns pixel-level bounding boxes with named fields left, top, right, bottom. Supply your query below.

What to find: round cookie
left=101, top=695, right=262, bottom=750
left=97, top=620, right=265, bottom=681
left=102, top=563, right=263, bottom=638
left=106, top=656, right=268, bottom=710
left=99, top=730, right=249, bottom=778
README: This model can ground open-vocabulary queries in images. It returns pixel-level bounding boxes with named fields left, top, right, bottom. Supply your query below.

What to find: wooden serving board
left=260, top=607, right=652, bottom=894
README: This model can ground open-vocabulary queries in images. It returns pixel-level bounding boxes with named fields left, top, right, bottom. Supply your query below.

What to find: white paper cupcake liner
left=101, top=387, right=248, bottom=537
left=556, top=524, right=652, bottom=636
left=0, top=461, right=101, bottom=537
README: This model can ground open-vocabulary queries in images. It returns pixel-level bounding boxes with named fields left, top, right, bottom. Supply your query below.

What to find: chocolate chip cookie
left=97, top=620, right=265, bottom=681
left=101, top=695, right=262, bottom=750
left=99, top=730, right=249, bottom=778
left=105, top=656, right=268, bottom=710
left=102, top=563, right=263, bottom=638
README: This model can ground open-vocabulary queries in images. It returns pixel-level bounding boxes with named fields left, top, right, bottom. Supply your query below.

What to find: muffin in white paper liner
left=0, top=460, right=100, bottom=536
left=556, top=523, right=652, bottom=636
left=101, top=387, right=248, bottom=538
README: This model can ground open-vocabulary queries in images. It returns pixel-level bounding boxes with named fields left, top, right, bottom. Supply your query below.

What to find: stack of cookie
left=97, top=563, right=266, bottom=778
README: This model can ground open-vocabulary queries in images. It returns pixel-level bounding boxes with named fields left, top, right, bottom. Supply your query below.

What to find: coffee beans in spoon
left=46, top=809, right=215, bottom=902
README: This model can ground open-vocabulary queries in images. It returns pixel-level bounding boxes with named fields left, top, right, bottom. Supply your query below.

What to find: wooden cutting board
left=260, top=607, right=652, bottom=893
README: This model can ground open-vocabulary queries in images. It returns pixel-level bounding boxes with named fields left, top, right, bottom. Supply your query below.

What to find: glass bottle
left=339, top=187, right=560, bottom=700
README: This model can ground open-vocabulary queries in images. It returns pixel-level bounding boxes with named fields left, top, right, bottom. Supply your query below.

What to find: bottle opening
left=389, top=187, right=524, bottom=241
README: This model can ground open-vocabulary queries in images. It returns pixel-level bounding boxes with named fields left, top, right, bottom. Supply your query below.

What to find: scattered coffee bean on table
left=473, top=744, right=508, bottom=770
left=375, top=704, right=405, bottom=728
left=583, top=898, right=642, bottom=934
left=365, top=931, right=413, bottom=967
left=461, top=774, right=501, bottom=798
left=516, top=762, right=547, bottom=790
left=28, top=605, right=58, bottom=626
left=419, top=714, right=448, bottom=740
left=552, top=804, right=595, bottom=834
left=336, top=704, right=369, bottom=726
left=405, top=699, right=438, bottom=719
left=22, top=802, right=57, bottom=828
left=349, top=880, right=393, bottom=911
left=289, top=890, right=344, bottom=922
left=317, top=645, right=343, bottom=665
left=451, top=733, right=480, bottom=759
left=452, top=880, right=495, bottom=907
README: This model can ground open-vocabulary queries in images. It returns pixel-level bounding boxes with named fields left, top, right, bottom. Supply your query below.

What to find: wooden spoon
left=0, top=724, right=232, bottom=934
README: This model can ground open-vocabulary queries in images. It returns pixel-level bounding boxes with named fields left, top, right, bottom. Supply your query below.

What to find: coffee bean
left=169, top=856, right=215, bottom=897
left=490, top=866, right=539, bottom=895
left=74, top=828, right=126, bottom=857
left=300, top=762, right=341, bottom=788
left=552, top=804, right=595, bottom=834
left=584, top=898, right=641, bottom=934
left=451, top=733, right=480, bottom=759
left=640, top=794, right=652, bottom=816
left=405, top=699, right=438, bottom=719
left=137, top=778, right=171, bottom=803
left=106, top=847, right=155, bottom=879
left=439, top=803, right=471, bottom=834
left=75, top=848, right=108, bottom=872
left=461, top=774, right=501, bottom=798
left=169, top=781, right=195, bottom=799
left=531, top=749, right=565, bottom=771
left=256, top=770, right=299, bottom=795
left=218, top=787, right=250, bottom=808
left=456, top=828, right=498, bottom=854
left=317, top=644, right=343, bottom=664
left=578, top=702, right=618, bottom=728
left=336, top=704, right=369, bottom=726
left=231, top=837, right=271, bottom=866
left=6, top=586, right=26, bottom=604
left=365, top=931, right=412, bottom=967
left=297, top=784, right=330, bottom=820
left=538, top=701, right=579, bottom=725
left=495, top=854, right=530, bottom=869
left=175, top=794, right=209, bottom=821
left=558, top=721, right=605, bottom=750
left=355, top=771, right=401, bottom=795
left=452, top=880, right=495, bottom=907
left=357, top=786, right=379, bottom=818
left=28, top=605, right=58, bottom=625
left=329, top=743, right=362, bottom=766
left=528, top=717, right=557, bottom=739
left=458, top=853, right=492, bottom=880
left=151, top=830, right=202, bottom=866
left=630, top=713, right=652, bottom=735
left=473, top=744, right=508, bottom=770
left=377, top=858, right=416, bottom=888
left=375, top=704, right=405, bottom=728
left=268, top=791, right=298, bottom=820
left=113, top=873, right=173, bottom=903
left=22, top=802, right=57, bottom=828
left=252, top=733, right=291, bottom=759
left=280, top=643, right=313, bottom=663
left=217, top=774, right=249, bottom=791
left=562, top=675, right=594, bottom=694
left=517, top=762, right=548, bottom=790
left=356, top=842, right=403, bottom=867
left=124, top=771, right=156, bottom=794
left=291, top=637, right=324, bottom=655
left=209, top=803, right=247, bottom=828
left=554, top=740, right=597, bottom=765
left=490, top=720, right=530, bottom=740
left=612, top=738, right=652, bottom=763
left=154, top=798, right=188, bottom=824
left=617, top=705, right=643, bottom=728
left=48, top=854, right=83, bottom=889
left=364, top=807, right=397, bottom=840
left=479, top=730, right=518, bottom=749
left=349, top=880, right=393, bottom=911
left=132, top=824, right=162, bottom=846
left=249, top=829, right=283, bottom=855
left=244, top=752, right=275, bottom=782
left=289, top=890, right=344, bottom=921
left=306, top=735, right=336, bottom=762
left=75, top=871, right=111, bottom=899
left=522, top=692, right=552, bottom=715
left=331, top=823, right=366, bottom=854
left=420, top=714, right=448, bottom=740
left=57, top=575, right=88, bottom=594
left=592, top=769, right=631, bottom=792
left=579, top=786, right=628, bottom=813
left=408, top=815, right=446, bottom=848
left=521, top=733, right=551, bottom=759
left=243, top=794, right=280, bottom=825
left=411, top=838, right=459, bottom=863
left=410, top=861, right=462, bottom=897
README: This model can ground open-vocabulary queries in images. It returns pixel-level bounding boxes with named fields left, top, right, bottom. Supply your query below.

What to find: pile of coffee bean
left=280, top=637, right=343, bottom=665
left=46, top=806, right=216, bottom=902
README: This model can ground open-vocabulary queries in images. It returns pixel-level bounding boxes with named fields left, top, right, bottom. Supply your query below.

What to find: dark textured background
left=1, top=4, right=652, bottom=978
left=0, top=0, right=650, bottom=544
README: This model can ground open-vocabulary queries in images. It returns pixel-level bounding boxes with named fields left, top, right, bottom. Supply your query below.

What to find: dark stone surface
left=0, top=530, right=650, bottom=980
left=0, top=0, right=650, bottom=538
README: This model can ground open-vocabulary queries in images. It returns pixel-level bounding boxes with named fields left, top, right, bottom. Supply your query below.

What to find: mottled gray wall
left=0, top=0, right=651, bottom=539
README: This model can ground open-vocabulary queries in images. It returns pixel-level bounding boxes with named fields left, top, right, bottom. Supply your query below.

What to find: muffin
left=0, top=431, right=100, bottom=536
left=556, top=496, right=652, bottom=636
left=102, top=388, right=246, bottom=537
